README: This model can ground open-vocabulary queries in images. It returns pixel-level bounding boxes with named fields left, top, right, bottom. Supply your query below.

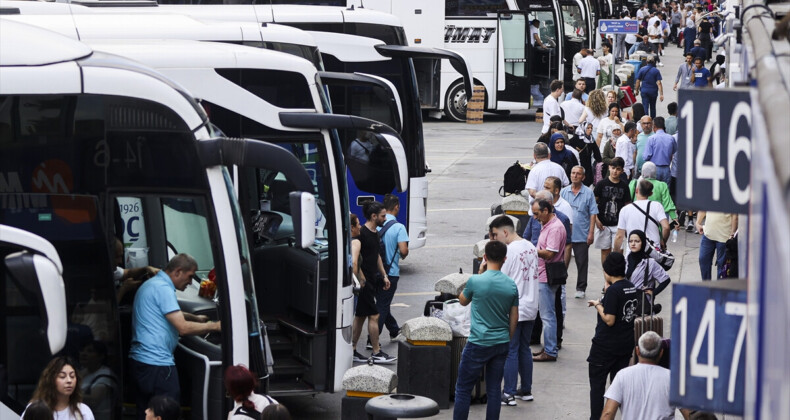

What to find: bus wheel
left=444, top=81, right=468, bottom=122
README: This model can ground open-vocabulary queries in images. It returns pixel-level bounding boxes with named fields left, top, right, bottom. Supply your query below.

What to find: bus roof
left=268, top=4, right=403, bottom=27
left=0, top=3, right=319, bottom=48
left=0, top=18, right=91, bottom=66
left=85, top=39, right=318, bottom=76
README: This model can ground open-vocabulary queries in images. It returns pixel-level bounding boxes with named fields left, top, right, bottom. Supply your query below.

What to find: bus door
left=496, top=11, right=531, bottom=104
left=561, top=0, right=589, bottom=88
left=517, top=0, right=564, bottom=100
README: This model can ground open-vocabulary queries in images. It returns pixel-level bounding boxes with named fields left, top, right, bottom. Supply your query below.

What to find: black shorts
left=355, top=282, right=379, bottom=317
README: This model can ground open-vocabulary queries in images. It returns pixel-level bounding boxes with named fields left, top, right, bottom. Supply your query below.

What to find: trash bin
left=365, top=394, right=440, bottom=419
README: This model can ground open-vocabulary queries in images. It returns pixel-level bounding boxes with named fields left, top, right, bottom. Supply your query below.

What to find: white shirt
left=23, top=403, right=95, bottom=420
left=555, top=197, right=575, bottom=225
left=648, top=15, right=661, bottom=28
left=615, top=134, right=636, bottom=174
left=597, top=117, right=622, bottom=151
left=571, top=52, right=584, bottom=80
left=617, top=200, right=667, bottom=255
left=648, top=24, right=662, bottom=43
left=501, top=239, right=539, bottom=321
left=530, top=25, right=541, bottom=46
left=524, top=160, right=570, bottom=211
left=580, top=106, right=603, bottom=136
left=561, top=98, right=585, bottom=127
left=625, top=32, right=638, bottom=44
left=636, top=9, right=645, bottom=19
left=541, top=94, right=561, bottom=134
left=228, top=393, right=278, bottom=420
left=604, top=363, right=676, bottom=420
left=577, top=55, right=601, bottom=78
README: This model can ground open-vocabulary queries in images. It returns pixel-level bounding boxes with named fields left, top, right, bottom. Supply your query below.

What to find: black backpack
left=233, top=406, right=262, bottom=420
left=499, top=161, right=529, bottom=197
left=378, top=220, right=398, bottom=273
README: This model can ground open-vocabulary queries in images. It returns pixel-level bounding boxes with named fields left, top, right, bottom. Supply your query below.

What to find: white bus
left=344, top=0, right=597, bottom=119
left=1, top=0, right=435, bottom=250
left=0, top=19, right=329, bottom=419
left=0, top=225, right=68, bottom=420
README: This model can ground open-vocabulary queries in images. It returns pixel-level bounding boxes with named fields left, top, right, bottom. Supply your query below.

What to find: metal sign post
left=598, top=19, right=639, bottom=93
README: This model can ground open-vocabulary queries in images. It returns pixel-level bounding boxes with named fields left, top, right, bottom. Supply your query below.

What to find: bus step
left=268, top=377, right=316, bottom=396
left=273, top=357, right=307, bottom=376
left=268, top=334, right=293, bottom=352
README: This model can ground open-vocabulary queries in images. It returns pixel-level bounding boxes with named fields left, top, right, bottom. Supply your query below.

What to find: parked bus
left=0, top=19, right=341, bottom=419
left=345, top=0, right=598, bottom=113
left=0, top=0, right=439, bottom=249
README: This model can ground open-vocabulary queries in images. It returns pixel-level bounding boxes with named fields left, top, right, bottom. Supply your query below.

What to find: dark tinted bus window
left=216, top=69, right=314, bottom=109
left=446, top=0, right=509, bottom=16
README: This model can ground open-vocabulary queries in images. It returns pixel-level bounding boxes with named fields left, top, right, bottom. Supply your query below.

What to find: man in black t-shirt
left=586, top=253, right=638, bottom=420
left=593, top=157, right=631, bottom=265
left=352, top=201, right=396, bottom=364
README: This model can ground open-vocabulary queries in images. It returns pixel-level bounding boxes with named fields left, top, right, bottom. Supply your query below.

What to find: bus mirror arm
left=278, top=112, right=399, bottom=137
left=374, top=45, right=474, bottom=98
left=4, top=249, right=67, bottom=355
left=197, top=138, right=314, bottom=194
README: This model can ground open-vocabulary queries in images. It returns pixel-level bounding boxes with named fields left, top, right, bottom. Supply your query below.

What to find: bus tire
left=444, top=81, right=468, bottom=122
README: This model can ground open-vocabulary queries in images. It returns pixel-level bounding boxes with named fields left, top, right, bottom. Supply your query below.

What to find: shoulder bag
left=634, top=201, right=675, bottom=270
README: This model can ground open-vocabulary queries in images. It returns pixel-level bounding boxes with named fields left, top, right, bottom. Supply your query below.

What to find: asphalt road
left=279, top=41, right=711, bottom=420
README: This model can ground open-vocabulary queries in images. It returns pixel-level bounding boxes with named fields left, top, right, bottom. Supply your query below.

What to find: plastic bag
left=442, top=299, right=471, bottom=337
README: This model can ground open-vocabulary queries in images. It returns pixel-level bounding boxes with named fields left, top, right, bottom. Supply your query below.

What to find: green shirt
left=629, top=178, right=678, bottom=220
left=463, top=270, right=518, bottom=347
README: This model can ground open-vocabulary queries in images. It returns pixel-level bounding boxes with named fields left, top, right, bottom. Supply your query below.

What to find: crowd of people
left=452, top=3, right=739, bottom=417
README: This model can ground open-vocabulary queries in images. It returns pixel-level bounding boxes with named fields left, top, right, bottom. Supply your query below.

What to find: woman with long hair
left=629, top=103, right=646, bottom=132
left=24, top=356, right=95, bottom=420
left=225, top=365, right=278, bottom=419
left=578, top=89, right=608, bottom=142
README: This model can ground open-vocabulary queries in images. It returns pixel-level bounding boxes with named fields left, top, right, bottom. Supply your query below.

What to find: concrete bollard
left=434, top=272, right=471, bottom=297
left=341, top=362, right=398, bottom=420
left=397, top=317, right=453, bottom=409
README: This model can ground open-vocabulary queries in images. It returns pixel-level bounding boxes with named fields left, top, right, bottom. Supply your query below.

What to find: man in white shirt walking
left=615, top=121, right=638, bottom=179
left=541, top=80, right=566, bottom=134
left=525, top=143, right=570, bottom=203
left=601, top=331, right=691, bottom=420
left=577, top=49, right=600, bottom=93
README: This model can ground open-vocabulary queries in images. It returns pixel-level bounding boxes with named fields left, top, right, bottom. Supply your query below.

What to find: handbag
left=634, top=201, right=675, bottom=270
left=545, top=261, right=568, bottom=286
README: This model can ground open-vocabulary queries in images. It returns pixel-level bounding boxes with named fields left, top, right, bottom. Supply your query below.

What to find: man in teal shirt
left=454, top=241, right=518, bottom=420
left=376, top=194, right=410, bottom=340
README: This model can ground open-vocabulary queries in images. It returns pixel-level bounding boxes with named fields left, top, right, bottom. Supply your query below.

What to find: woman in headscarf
left=573, top=122, right=603, bottom=186
left=683, top=18, right=697, bottom=54
left=549, top=131, right=579, bottom=179
left=625, top=230, right=671, bottom=312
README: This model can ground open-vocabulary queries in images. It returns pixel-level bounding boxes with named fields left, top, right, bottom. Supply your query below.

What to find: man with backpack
left=353, top=201, right=396, bottom=364
left=376, top=194, right=409, bottom=342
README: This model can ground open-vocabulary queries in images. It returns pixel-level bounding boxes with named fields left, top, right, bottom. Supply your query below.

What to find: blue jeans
left=453, top=341, right=510, bottom=420
left=642, top=91, right=658, bottom=118
left=503, top=320, right=535, bottom=396
left=376, top=275, right=400, bottom=337
left=539, top=282, right=560, bottom=357
left=699, top=235, right=727, bottom=280
left=655, top=165, right=671, bottom=185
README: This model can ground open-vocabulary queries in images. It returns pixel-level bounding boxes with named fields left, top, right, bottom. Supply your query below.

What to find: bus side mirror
left=5, top=252, right=67, bottom=355
left=289, top=192, right=316, bottom=248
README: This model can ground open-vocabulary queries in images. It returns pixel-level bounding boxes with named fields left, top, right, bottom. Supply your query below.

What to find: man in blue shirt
left=689, top=39, right=707, bottom=61
left=690, top=57, right=712, bottom=87
left=560, top=166, right=599, bottom=299
left=635, top=57, right=664, bottom=119
left=130, top=254, right=221, bottom=420
left=642, top=116, right=677, bottom=184
left=376, top=194, right=410, bottom=341
left=454, top=240, right=518, bottom=420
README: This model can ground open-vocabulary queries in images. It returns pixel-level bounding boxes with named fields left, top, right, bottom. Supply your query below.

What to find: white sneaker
left=658, top=62, right=664, bottom=67
left=371, top=350, right=397, bottom=364
left=575, top=290, right=586, bottom=299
